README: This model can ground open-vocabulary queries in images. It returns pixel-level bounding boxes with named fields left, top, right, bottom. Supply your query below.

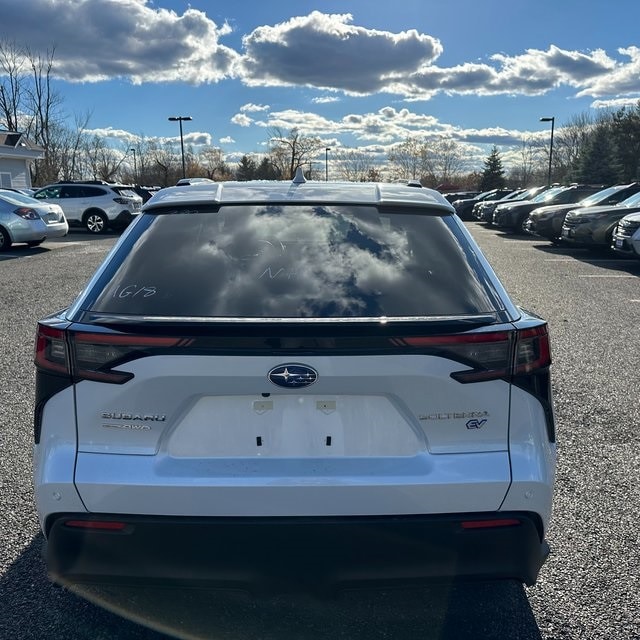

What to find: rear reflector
left=461, top=518, right=521, bottom=530
left=64, top=520, right=128, bottom=531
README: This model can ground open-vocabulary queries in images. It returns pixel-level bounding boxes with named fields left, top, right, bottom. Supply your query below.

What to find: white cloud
left=219, top=136, right=235, bottom=144
left=2, top=6, right=638, bottom=103
left=312, top=96, right=341, bottom=104
left=0, top=0, right=240, bottom=84
left=239, top=103, right=270, bottom=112
left=231, top=113, right=254, bottom=127
left=240, top=11, right=442, bottom=94
left=591, top=97, right=640, bottom=109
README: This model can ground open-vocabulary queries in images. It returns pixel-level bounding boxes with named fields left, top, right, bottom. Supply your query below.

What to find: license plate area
left=166, top=395, right=423, bottom=458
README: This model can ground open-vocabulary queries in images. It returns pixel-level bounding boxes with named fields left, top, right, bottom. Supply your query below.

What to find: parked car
left=452, top=188, right=515, bottom=220
left=473, top=186, right=548, bottom=224
left=442, top=190, right=480, bottom=204
left=0, top=188, right=68, bottom=250
left=175, top=177, right=216, bottom=186
left=561, top=191, right=640, bottom=249
left=611, top=212, right=640, bottom=258
left=33, top=173, right=556, bottom=592
left=524, top=183, right=640, bottom=242
left=32, top=181, right=143, bottom=234
left=493, top=185, right=602, bottom=233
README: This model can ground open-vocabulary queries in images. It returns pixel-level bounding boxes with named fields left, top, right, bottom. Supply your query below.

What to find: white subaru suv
left=33, top=172, right=556, bottom=591
left=33, top=181, right=142, bottom=233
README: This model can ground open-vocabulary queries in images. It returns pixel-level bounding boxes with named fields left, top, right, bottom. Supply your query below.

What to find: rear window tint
left=88, top=204, right=498, bottom=319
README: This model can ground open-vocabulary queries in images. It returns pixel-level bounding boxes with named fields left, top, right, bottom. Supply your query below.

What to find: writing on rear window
left=111, top=284, right=157, bottom=299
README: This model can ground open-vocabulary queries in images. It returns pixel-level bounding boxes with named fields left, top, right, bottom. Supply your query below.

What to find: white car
left=33, top=181, right=142, bottom=233
left=611, top=211, right=640, bottom=258
left=0, top=188, right=67, bottom=250
left=33, top=171, right=556, bottom=592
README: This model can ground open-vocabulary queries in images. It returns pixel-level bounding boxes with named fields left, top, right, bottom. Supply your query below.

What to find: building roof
left=0, top=130, right=45, bottom=159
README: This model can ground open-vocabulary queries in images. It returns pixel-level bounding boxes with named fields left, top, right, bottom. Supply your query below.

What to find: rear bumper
left=45, top=512, right=549, bottom=590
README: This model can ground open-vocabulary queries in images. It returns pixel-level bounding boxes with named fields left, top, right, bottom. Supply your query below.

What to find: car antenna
left=292, top=167, right=307, bottom=184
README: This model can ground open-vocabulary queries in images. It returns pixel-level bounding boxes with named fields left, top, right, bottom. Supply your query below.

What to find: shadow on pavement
left=1, top=535, right=543, bottom=640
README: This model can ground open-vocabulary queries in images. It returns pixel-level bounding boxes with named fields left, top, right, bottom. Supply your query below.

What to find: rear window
left=88, top=204, right=499, bottom=319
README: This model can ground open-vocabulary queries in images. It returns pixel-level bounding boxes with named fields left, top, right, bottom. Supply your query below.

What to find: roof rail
left=406, top=180, right=423, bottom=188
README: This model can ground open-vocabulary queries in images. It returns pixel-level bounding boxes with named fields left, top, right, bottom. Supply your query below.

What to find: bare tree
left=387, top=137, right=427, bottom=181
left=268, top=127, right=324, bottom=180
left=509, top=135, right=546, bottom=186
left=0, top=41, right=25, bottom=132
left=423, top=138, right=467, bottom=187
left=335, top=147, right=379, bottom=182
left=552, top=112, right=595, bottom=183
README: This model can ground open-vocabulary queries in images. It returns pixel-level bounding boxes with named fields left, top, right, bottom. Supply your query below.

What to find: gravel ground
left=0, top=225, right=638, bottom=639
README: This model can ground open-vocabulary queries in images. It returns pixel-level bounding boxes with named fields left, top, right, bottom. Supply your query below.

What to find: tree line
left=2, top=40, right=640, bottom=189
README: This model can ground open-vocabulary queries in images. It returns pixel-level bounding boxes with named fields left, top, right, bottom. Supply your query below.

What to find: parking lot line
left=577, top=274, right=637, bottom=278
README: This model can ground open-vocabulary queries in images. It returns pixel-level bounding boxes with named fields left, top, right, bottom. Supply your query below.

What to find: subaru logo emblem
left=268, top=363, right=318, bottom=389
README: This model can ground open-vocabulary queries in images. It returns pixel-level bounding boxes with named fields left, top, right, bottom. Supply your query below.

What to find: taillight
left=35, top=325, right=184, bottom=384
left=399, top=324, right=551, bottom=383
left=514, top=326, right=551, bottom=374
left=15, top=207, right=40, bottom=220
left=71, top=332, right=183, bottom=383
left=35, top=325, right=70, bottom=375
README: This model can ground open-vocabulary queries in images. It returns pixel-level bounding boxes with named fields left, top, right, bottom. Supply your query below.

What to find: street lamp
left=168, top=115, right=192, bottom=178
left=325, top=147, right=330, bottom=182
left=129, top=148, right=137, bottom=183
left=540, top=116, right=555, bottom=187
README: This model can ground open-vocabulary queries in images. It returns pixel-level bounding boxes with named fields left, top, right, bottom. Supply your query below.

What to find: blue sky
left=1, top=0, right=640, bottom=168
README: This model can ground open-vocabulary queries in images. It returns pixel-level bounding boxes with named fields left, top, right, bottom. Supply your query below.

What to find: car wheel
left=519, top=216, right=530, bottom=234
left=84, top=210, right=109, bottom=234
left=0, top=226, right=12, bottom=251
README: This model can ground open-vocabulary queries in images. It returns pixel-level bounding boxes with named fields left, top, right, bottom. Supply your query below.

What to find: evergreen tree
left=574, top=124, right=620, bottom=185
left=255, top=157, right=281, bottom=180
left=236, top=155, right=258, bottom=181
left=611, top=103, right=640, bottom=182
left=478, top=146, right=506, bottom=190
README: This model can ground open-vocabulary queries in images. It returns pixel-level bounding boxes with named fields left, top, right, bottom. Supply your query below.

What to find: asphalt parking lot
left=0, top=225, right=638, bottom=639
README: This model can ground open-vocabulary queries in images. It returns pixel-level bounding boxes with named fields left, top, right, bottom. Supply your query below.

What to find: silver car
left=0, top=189, right=68, bottom=250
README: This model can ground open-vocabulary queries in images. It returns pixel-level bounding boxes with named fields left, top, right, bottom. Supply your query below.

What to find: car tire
left=83, top=210, right=109, bottom=234
left=0, top=226, right=12, bottom=251
left=519, top=216, right=530, bottom=234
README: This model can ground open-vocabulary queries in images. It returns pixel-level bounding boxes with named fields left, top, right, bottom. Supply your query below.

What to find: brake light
left=35, top=324, right=184, bottom=383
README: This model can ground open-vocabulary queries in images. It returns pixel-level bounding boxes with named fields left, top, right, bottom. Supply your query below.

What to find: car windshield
left=621, top=191, right=640, bottom=207
left=580, top=186, right=628, bottom=206
left=532, top=187, right=566, bottom=203
left=88, top=204, right=499, bottom=319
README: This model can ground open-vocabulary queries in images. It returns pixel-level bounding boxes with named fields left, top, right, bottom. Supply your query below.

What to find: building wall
left=0, top=158, right=31, bottom=188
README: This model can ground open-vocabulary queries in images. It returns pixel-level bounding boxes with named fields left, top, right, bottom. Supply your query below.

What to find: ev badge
left=466, top=419, right=487, bottom=429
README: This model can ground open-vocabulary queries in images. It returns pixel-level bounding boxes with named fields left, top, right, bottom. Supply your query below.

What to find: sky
left=1, top=0, right=640, bottom=171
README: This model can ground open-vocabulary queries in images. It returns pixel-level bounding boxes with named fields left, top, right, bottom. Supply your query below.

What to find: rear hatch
left=44, top=203, right=534, bottom=517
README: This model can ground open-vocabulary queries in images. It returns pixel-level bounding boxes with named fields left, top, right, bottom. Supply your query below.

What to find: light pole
left=540, top=116, right=555, bottom=187
left=325, top=147, right=330, bottom=182
left=168, top=115, right=192, bottom=178
left=129, top=148, right=137, bottom=183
